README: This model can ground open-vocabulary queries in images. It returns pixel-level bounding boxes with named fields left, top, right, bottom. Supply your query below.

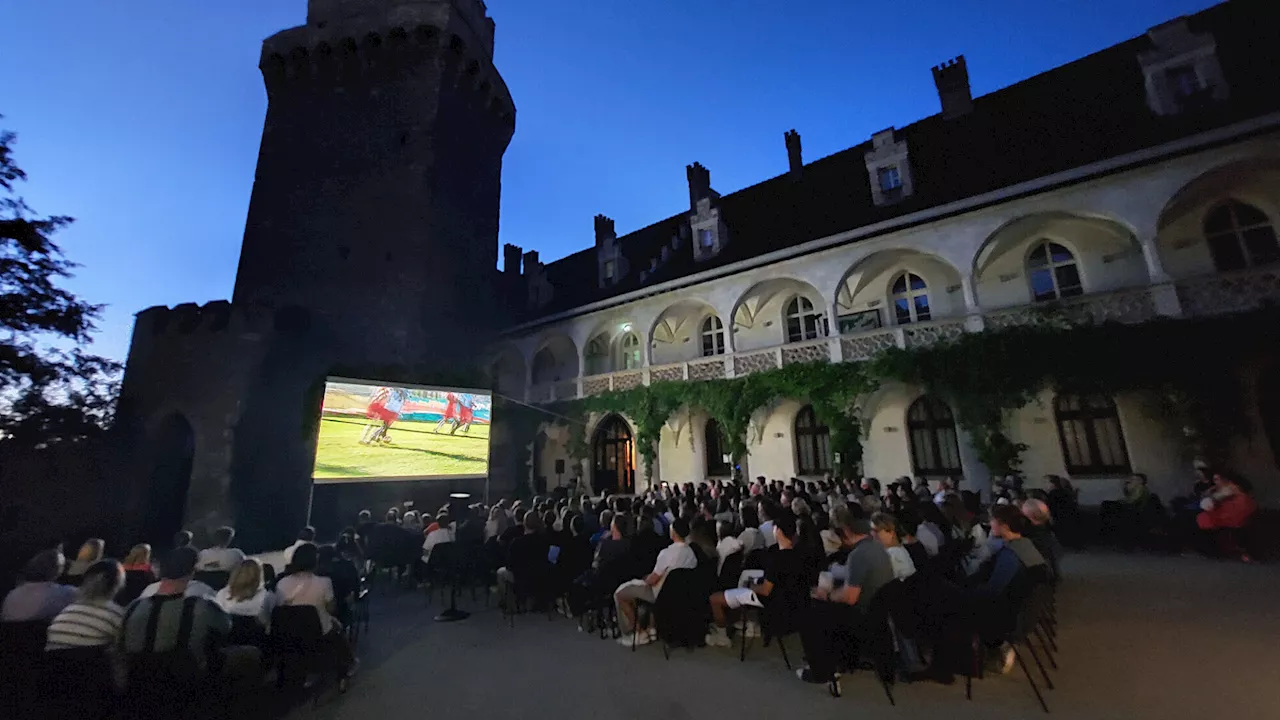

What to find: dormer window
left=603, top=259, right=617, bottom=284
left=1138, top=19, right=1228, bottom=117
left=698, top=229, right=715, bottom=250
left=864, top=128, right=914, bottom=207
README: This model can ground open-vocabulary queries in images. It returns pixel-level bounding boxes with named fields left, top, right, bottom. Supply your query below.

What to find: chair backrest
left=654, top=568, right=710, bottom=648
left=0, top=619, right=51, bottom=658
left=227, top=614, right=268, bottom=646
left=116, top=570, right=153, bottom=606
left=192, top=570, right=230, bottom=592
left=270, top=605, right=324, bottom=652
left=743, top=548, right=765, bottom=571
left=717, top=551, right=745, bottom=591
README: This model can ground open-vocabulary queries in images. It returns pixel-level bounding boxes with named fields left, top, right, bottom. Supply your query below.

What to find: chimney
left=686, top=162, right=712, bottom=210
left=784, top=129, right=803, bottom=178
left=932, top=56, right=973, bottom=119
left=594, top=214, right=616, bottom=246
left=522, top=250, right=540, bottom=275
left=503, top=243, right=522, bottom=274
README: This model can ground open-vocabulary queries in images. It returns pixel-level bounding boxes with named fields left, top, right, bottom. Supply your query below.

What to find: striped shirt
left=45, top=600, right=125, bottom=650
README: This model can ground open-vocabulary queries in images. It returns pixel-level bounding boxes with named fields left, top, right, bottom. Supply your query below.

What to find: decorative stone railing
left=525, top=277, right=1270, bottom=404
left=840, top=328, right=898, bottom=361
left=781, top=337, right=831, bottom=366
left=984, top=286, right=1156, bottom=329
left=1176, top=266, right=1280, bottom=317
left=902, top=318, right=968, bottom=348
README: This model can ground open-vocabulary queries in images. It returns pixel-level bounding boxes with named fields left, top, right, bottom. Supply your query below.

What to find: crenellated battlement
left=261, top=15, right=514, bottom=127
left=134, top=300, right=271, bottom=339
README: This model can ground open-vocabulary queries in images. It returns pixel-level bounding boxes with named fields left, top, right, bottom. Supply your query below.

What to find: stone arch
left=972, top=212, right=1141, bottom=309
left=730, top=277, right=826, bottom=352
left=486, top=344, right=526, bottom=398
left=834, top=248, right=965, bottom=330
left=649, top=298, right=727, bottom=365
left=530, top=334, right=578, bottom=384
left=1155, top=157, right=1280, bottom=279
left=141, top=412, right=195, bottom=547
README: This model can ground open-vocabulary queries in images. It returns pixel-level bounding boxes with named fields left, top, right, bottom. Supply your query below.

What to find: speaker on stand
left=434, top=492, right=472, bottom=623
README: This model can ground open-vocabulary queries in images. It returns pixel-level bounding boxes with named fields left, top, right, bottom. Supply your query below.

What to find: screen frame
left=311, top=376, right=494, bottom=484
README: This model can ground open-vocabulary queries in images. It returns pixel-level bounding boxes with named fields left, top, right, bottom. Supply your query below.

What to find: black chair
left=716, top=551, right=745, bottom=592
left=41, top=646, right=117, bottom=720
left=116, top=570, right=154, bottom=606
left=739, top=588, right=805, bottom=668
left=649, top=568, right=712, bottom=658
left=270, top=605, right=338, bottom=708
left=193, top=570, right=231, bottom=592
left=227, top=614, right=269, bottom=648
left=422, top=542, right=456, bottom=606
left=966, top=573, right=1055, bottom=714
left=123, top=650, right=207, bottom=720
left=0, top=620, right=52, bottom=718
left=349, top=580, right=371, bottom=647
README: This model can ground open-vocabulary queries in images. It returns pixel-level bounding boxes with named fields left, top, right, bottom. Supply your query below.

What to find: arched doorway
left=142, top=413, right=195, bottom=546
left=705, top=419, right=730, bottom=477
left=592, top=415, right=634, bottom=495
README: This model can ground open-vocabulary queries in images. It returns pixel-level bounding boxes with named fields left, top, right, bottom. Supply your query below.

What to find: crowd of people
left=1, top=524, right=364, bottom=712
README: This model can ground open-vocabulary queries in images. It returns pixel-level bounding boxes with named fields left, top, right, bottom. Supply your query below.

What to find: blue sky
left=2, top=0, right=1219, bottom=362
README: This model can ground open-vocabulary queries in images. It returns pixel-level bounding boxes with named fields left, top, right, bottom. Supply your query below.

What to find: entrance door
left=592, top=415, right=634, bottom=495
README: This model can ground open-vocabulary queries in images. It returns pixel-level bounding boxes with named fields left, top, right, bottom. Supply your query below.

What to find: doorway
left=592, top=415, right=634, bottom=495
left=142, top=413, right=195, bottom=546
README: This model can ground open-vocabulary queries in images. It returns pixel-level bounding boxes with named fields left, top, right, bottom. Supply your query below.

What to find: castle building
left=115, top=0, right=516, bottom=549
left=489, top=1, right=1280, bottom=508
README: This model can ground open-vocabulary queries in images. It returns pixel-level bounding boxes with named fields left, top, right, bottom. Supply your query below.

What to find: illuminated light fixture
left=622, top=323, right=633, bottom=332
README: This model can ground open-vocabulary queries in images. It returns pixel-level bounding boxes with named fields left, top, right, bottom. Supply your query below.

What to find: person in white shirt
left=614, top=517, right=697, bottom=647
left=196, top=526, right=247, bottom=572
left=283, top=526, right=316, bottom=568
left=714, top=521, right=743, bottom=573
left=214, top=558, right=276, bottom=630
left=737, top=507, right=765, bottom=553
left=421, top=512, right=455, bottom=563
left=274, top=543, right=357, bottom=686
left=871, top=513, right=917, bottom=581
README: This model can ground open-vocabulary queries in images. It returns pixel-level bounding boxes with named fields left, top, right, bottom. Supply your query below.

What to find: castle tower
left=233, top=0, right=516, bottom=365
left=113, top=0, right=516, bottom=551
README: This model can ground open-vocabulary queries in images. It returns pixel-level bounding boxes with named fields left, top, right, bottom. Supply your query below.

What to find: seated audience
left=896, top=514, right=930, bottom=570
left=796, top=507, right=895, bottom=689
left=497, top=511, right=552, bottom=608
left=2, top=549, right=77, bottom=621
left=715, top=520, right=743, bottom=573
left=758, top=500, right=780, bottom=548
left=318, top=545, right=361, bottom=628
left=214, top=558, right=276, bottom=629
left=738, top=505, right=765, bottom=554
left=422, top=511, right=455, bottom=563
left=706, top=513, right=808, bottom=647
left=1021, top=499, right=1063, bottom=578
left=1196, top=472, right=1258, bottom=560
left=196, top=526, right=246, bottom=572
left=117, top=543, right=156, bottom=605
left=121, top=547, right=231, bottom=672
left=47, top=559, right=125, bottom=650
left=871, top=513, right=917, bottom=581
left=614, top=517, right=697, bottom=648
left=64, top=538, right=106, bottom=585
left=283, top=526, right=316, bottom=567
left=275, top=543, right=358, bottom=683
left=172, top=531, right=196, bottom=551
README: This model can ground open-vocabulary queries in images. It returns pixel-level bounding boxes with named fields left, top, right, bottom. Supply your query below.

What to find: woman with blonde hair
left=214, top=558, right=276, bottom=629
left=115, top=544, right=156, bottom=605
left=64, top=538, right=106, bottom=585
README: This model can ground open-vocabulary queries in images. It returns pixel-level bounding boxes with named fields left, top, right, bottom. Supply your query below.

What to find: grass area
left=312, top=416, right=490, bottom=480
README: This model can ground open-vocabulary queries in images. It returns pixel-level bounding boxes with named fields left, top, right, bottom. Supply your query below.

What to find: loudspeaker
left=555, top=459, right=565, bottom=474
left=447, top=492, right=471, bottom=521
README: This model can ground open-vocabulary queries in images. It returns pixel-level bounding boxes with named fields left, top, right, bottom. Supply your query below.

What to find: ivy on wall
left=509, top=308, right=1280, bottom=482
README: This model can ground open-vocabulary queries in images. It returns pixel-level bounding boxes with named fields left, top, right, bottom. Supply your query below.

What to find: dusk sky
left=4, top=0, right=1219, bottom=362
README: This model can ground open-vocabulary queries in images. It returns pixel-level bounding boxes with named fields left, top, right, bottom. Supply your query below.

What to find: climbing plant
left=510, top=308, right=1279, bottom=480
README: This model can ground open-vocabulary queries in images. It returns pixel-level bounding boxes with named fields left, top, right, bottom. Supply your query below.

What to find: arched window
left=530, top=348, right=559, bottom=384
left=701, top=315, right=726, bottom=357
left=1027, top=241, right=1083, bottom=302
left=890, top=272, right=931, bottom=325
left=705, top=419, right=730, bottom=476
left=584, top=335, right=609, bottom=376
left=784, top=296, right=823, bottom=343
left=616, top=333, right=642, bottom=371
left=1203, top=200, right=1280, bottom=271
left=907, top=395, right=962, bottom=476
left=1055, top=394, right=1130, bottom=475
left=794, top=405, right=831, bottom=475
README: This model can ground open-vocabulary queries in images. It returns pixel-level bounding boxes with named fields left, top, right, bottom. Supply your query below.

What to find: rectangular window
left=603, top=259, right=616, bottom=282
left=698, top=229, right=715, bottom=249
left=877, top=166, right=901, bottom=191
left=1166, top=64, right=1201, bottom=99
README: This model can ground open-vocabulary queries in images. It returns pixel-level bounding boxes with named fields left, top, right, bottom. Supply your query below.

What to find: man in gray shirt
left=797, top=506, right=895, bottom=692
left=122, top=547, right=231, bottom=672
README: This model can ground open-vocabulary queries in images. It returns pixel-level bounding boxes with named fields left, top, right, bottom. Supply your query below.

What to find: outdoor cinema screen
left=311, top=378, right=492, bottom=483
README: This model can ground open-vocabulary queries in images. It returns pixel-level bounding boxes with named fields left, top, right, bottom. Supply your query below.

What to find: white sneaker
left=742, top=621, right=762, bottom=638
left=705, top=628, right=732, bottom=647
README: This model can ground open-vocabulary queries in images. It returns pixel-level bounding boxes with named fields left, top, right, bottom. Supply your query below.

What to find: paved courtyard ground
left=292, top=552, right=1280, bottom=720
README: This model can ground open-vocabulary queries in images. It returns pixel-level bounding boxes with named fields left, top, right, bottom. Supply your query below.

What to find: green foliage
left=1, top=122, right=121, bottom=445
left=518, top=309, right=1277, bottom=479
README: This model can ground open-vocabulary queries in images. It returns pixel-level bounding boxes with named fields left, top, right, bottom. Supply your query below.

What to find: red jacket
left=1197, top=491, right=1257, bottom=530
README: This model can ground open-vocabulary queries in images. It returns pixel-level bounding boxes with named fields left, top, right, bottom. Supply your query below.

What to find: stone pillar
left=960, top=274, right=986, bottom=332
left=956, top=427, right=993, bottom=502
left=1140, top=231, right=1183, bottom=317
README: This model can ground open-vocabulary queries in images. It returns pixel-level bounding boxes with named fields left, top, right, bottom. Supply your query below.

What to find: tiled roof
left=514, top=0, right=1280, bottom=323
